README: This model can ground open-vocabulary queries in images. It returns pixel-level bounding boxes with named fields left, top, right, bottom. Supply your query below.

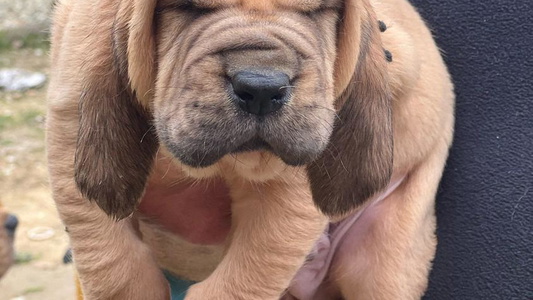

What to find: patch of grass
left=0, top=114, right=14, bottom=130
left=20, top=32, right=50, bottom=49
left=0, top=31, right=10, bottom=50
left=23, top=286, right=45, bottom=294
left=20, top=109, right=44, bottom=125
left=0, top=139, right=13, bottom=146
left=0, top=30, right=50, bottom=52
left=15, top=252, right=35, bottom=264
left=0, top=109, right=45, bottom=130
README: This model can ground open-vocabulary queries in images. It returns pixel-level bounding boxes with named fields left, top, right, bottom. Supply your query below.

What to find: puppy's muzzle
left=230, top=70, right=290, bottom=116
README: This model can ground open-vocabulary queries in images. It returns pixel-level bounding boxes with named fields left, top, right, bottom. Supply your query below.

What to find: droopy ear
left=307, top=0, right=393, bottom=217
left=74, top=0, right=158, bottom=220
left=127, top=0, right=157, bottom=104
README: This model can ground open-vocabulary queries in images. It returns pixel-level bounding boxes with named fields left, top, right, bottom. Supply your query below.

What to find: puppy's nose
left=4, top=214, right=18, bottom=236
left=231, top=71, right=290, bottom=116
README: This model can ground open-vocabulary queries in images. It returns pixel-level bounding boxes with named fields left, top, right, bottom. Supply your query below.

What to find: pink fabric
left=286, top=175, right=406, bottom=300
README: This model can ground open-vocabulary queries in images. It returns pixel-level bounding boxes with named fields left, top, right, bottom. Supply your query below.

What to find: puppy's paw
left=78, top=247, right=171, bottom=300
left=185, top=280, right=279, bottom=300
left=110, top=270, right=170, bottom=300
left=122, top=279, right=170, bottom=300
left=185, top=281, right=232, bottom=300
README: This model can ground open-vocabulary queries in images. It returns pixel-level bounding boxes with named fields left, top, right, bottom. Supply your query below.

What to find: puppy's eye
left=178, top=1, right=218, bottom=13
left=176, top=0, right=197, bottom=10
left=302, top=3, right=341, bottom=17
left=157, top=1, right=214, bottom=15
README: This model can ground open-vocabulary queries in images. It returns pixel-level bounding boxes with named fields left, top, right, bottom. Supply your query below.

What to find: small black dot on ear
left=378, top=20, right=387, bottom=32
left=384, top=49, right=393, bottom=62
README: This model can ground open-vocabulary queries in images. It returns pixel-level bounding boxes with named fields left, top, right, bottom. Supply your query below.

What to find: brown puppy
left=46, top=0, right=454, bottom=299
left=0, top=204, right=18, bottom=279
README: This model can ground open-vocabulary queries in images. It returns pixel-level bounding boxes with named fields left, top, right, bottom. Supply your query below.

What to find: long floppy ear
left=307, top=0, right=393, bottom=217
left=74, top=0, right=158, bottom=220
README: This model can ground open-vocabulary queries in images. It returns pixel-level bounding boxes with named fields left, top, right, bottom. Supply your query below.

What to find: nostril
left=5, top=214, right=18, bottom=234
left=272, top=92, right=284, bottom=102
left=236, top=91, right=254, bottom=102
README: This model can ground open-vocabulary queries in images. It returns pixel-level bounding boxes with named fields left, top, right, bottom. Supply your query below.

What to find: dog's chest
left=138, top=175, right=233, bottom=245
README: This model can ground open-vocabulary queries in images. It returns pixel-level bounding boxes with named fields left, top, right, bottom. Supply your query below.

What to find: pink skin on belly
left=138, top=177, right=232, bottom=245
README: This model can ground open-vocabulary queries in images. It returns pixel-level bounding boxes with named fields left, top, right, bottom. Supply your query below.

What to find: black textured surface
left=405, top=0, right=533, bottom=299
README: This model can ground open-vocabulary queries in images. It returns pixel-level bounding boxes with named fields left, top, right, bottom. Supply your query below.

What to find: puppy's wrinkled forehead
left=160, top=0, right=341, bottom=11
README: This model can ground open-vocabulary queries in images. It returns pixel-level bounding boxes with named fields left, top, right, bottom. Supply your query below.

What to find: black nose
left=231, top=71, right=290, bottom=116
left=4, top=214, right=18, bottom=236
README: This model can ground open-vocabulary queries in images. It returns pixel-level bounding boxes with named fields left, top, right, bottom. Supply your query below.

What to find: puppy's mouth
left=161, top=125, right=320, bottom=169
left=158, top=102, right=333, bottom=169
left=163, top=133, right=289, bottom=169
left=232, top=137, right=272, bottom=153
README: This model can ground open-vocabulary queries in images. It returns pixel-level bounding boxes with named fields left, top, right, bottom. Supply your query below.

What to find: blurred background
left=0, top=0, right=76, bottom=299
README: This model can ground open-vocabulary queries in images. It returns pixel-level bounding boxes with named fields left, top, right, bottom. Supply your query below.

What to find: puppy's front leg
left=66, top=211, right=170, bottom=300
left=47, top=114, right=169, bottom=300
left=186, top=172, right=327, bottom=300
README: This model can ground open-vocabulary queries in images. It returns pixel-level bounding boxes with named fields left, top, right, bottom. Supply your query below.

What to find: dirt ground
left=0, top=48, right=76, bottom=300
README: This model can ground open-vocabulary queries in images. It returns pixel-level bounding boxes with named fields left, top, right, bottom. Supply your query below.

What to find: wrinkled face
left=72, top=0, right=392, bottom=218
left=153, top=0, right=342, bottom=168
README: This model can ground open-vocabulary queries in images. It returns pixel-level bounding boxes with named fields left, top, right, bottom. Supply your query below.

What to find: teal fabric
left=163, top=271, right=196, bottom=300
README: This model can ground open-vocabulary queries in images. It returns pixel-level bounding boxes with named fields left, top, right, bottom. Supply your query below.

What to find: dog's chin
left=231, top=138, right=316, bottom=167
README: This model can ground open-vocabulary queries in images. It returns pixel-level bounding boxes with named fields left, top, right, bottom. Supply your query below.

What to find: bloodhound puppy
left=0, top=204, right=18, bottom=279
left=46, top=0, right=454, bottom=299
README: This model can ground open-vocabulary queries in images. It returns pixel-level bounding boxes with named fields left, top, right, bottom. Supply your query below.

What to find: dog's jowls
left=46, top=0, right=454, bottom=299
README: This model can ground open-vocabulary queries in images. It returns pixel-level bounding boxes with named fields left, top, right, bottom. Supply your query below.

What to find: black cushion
left=405, top=0, right=533, bottom=298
